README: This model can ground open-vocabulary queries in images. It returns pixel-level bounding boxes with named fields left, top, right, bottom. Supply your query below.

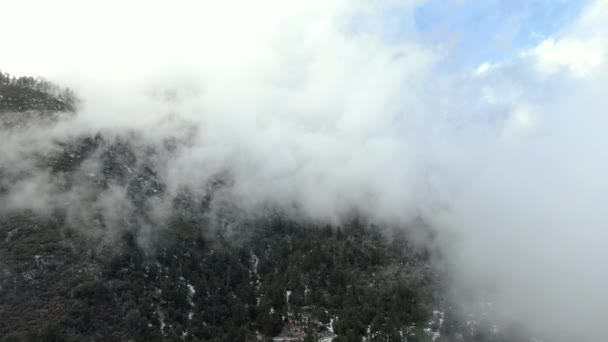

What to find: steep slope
left=0, top=73, right=520, bottom=342
left=0, top=84, right=71, bottom=113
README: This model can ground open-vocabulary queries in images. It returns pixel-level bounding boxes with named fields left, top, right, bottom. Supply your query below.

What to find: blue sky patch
left=414, top=0, right=589, bottom=68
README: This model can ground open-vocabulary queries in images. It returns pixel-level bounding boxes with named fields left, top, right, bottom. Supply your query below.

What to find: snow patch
left=286, top=290, right=292, bottom=304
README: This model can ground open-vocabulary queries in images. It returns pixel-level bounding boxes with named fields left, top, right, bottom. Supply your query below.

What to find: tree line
left=0, top=69, right=76, bottom=107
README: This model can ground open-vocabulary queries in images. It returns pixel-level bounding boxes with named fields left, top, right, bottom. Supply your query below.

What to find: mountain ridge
left=0, top=72, right=526, bottom=342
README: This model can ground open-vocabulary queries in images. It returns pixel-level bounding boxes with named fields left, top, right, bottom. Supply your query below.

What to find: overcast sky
left=0, top=0, right=590, bottom=77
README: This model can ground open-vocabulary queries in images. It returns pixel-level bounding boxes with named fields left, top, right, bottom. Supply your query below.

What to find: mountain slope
left=0, top=73, right=518, bottom=342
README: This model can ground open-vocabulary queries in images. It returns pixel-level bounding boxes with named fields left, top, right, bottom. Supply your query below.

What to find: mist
left=2, top=0, right=608, bottom=340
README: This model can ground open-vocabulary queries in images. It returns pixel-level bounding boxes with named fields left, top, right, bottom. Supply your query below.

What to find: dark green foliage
left=0, top=70, right=76, bottom=112
left=0, top=74, right=474, bottom=341
left=0, top=208, right=442, bottom=341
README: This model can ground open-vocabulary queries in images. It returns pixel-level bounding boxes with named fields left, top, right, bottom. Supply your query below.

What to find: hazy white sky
left=0, top=0, right=589, bottom=78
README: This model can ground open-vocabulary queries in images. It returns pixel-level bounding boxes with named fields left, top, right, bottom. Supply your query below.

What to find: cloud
left=431, top=2, right=608, bottom=338
left=528, top=37, right=604, bottom=77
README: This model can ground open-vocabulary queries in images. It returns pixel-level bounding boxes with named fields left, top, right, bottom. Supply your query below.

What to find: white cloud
left=474, top=62, right=494, bottom=76
left=528, top=37, right=604, bottom=77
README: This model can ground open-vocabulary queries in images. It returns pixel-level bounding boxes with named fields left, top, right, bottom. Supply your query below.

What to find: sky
left=0, top=0, right=590, bottom=77
left=414, top=0, right=589, bottom=67
left=2, top=0, right=608, bottom=340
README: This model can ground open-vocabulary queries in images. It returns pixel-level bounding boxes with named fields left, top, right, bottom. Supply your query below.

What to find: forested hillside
left=0, top=73, right=520, bottom=342
left=0, top=70, right=76, bottom=113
